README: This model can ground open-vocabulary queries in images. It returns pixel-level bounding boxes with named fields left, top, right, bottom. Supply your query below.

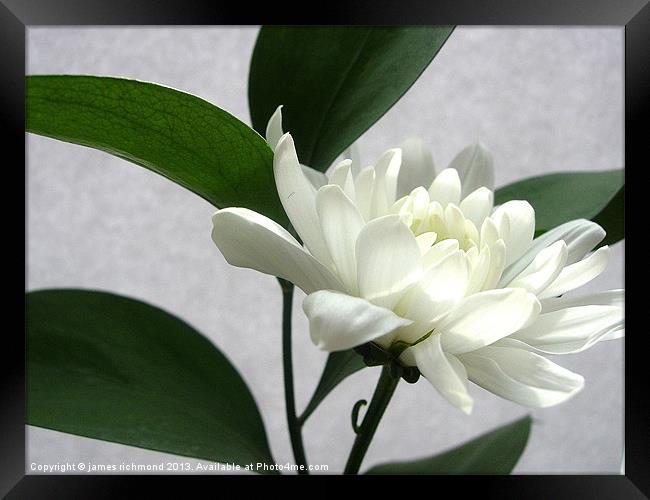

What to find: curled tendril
left=351, top=399, right=368, bottom=434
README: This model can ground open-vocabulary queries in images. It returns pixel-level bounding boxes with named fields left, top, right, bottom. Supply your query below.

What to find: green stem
left=278, top=278, right=309, bottom=474
left=343, top=364, right=400, bottom=474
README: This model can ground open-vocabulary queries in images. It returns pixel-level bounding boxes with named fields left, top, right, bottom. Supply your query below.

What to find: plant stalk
left=343, top=364, right=400, bottom=474
left=279, top=278, right=309, bottom=474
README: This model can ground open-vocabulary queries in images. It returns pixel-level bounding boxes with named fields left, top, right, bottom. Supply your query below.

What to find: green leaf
left=365, top=415, right=532, bottom=474
left=249, top=26, right=455, bottom=172
left=27, top=75, right=287, bottom=226
left=299, top=350, right=366, bottom=424
left=592, top=184, right=624, bottom=246
left=27, top=289, right=276, bottom=471
left=495, top=170, right=624, bottom=243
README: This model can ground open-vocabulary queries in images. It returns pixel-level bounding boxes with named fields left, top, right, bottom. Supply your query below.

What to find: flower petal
left=499, top=219, right=605, bottom=287
left=466, top=244, right=491, bottom=294
left=329, top=159, right=356, bottom=201
left=420, top=251, right=470, bottom=303
left=508, top=241, right=568, bottom=295
left=405, top=334, right=473, bottom=414
left=389, top=195, right=415, bottom=227
left=415, top=231, right=438, bottom=255
left=265, top=105, right=284, bottom=149
left=511, top=304, right=624, bottom=354
left=444, top=204, right=467, bottom=242
left=539, top=246, right=610, bottom=299
left=563, top=221, right=607, bottom=265
left=448, top=142, right=495, bottom=197
left=459, top=187, right=494, bottom=228
left=303, top=290, right=412, bottom=351
left=422, top=239, right=460, bottom=269
left=211, top=208, right=342, bottom=294
left=356, top=215, right=422, bottom=309
left=266, top=108, right=328, bottom=192
left=428, top=168, right=461, bottom=207
left=482, top=240, right=506, bottom=290
left=400, top=251, right=470, bottom=333
left=397, top=137, right=436, bottom=198
left=344, top=142, right=362, bottom=177
left=438, top=288, right=541, bottom=355
left=480, top=217, right=500, bottom=248
left=600, top=326, right=625, bottom=342
left=491, top=200, right=536, bottom=266
left=354, top=166, right=376, bottom=221
left=301, top=165, right=328, bottom=190
left=274, top=133, right=333, bottom=267
left=316, top=185, right=365, bottom=293
left=394, top=293, right=439, bottom=343
left=540, top=289, right=624, bottom=312
left=370, top=148, right=402, bottom=218
left=460, top=345, right=584, bottom=407
left=410, top=187, right=431, bottom=227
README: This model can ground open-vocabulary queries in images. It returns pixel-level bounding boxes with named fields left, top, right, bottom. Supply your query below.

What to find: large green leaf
left=365, top=415, right=532, bottom=474
left=299, top=350, right=366, bottom=424
left=495, top=170, right=624, bottom=243
left=27, top=75, right=287, bottom=226
left=593, top=184, right=624, bottom=246
left=249, top=26, right=454, bottom=171
left=27, top=289, right=276, bottom=472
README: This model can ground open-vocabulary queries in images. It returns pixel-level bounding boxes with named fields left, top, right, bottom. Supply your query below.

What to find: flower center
left=389, top=187, right=481, bottom=253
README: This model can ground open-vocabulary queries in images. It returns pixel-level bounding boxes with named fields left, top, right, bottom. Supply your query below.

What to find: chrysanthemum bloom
left=212, top=107, right=624, bottom=414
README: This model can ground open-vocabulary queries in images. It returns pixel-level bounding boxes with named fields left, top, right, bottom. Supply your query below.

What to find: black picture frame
left=3, top=0, right=645, bottom=497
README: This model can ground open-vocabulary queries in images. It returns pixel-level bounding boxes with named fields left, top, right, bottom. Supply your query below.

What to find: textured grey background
left=26, top=27, right=624, bottom=474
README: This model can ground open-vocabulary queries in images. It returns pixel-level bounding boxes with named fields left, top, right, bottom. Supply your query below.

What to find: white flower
left=212, top=106, right=624, bottom=414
